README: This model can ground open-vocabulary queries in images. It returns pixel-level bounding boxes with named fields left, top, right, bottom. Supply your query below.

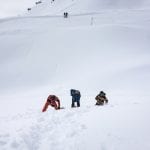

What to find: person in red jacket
left=42, top=95, right=60, bottom=112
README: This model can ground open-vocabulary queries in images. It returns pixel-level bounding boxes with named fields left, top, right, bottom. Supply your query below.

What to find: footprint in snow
left=0, top=134, right=10, bottom=146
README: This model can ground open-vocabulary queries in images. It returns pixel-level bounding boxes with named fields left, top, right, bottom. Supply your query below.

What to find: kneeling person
left=42, top=95, right=60, bottom=112
left=95, top=91, right=108, bottom=105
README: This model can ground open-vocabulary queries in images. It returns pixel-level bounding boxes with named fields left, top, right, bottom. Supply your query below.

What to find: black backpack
left=70, top=89, right=80, bottom=96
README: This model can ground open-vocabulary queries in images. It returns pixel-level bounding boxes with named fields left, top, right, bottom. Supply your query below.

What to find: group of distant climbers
left=27, top=0, right=55, bottom=11
left=27, top=0, right=69, bottom=19
left=27, top=1, right=42, bottom=11
left=42, top=90, right=108, bottom=112
left=27, top=0, right=69, bottom=18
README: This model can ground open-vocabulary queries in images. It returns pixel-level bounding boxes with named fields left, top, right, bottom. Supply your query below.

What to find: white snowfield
left=0, top=0, right=150, bottom=150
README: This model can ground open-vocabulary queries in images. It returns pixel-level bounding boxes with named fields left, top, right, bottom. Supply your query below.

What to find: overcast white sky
left=0, top=0, right=35, bottom=18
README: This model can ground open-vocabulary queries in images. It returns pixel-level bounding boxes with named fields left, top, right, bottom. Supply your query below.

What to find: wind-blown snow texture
left=0, top=0, right=150, bottom=150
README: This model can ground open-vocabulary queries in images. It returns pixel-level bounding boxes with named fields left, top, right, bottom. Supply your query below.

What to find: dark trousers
left=71, top=99, right=80, bottom=107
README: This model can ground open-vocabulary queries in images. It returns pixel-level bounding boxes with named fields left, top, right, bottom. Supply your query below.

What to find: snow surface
left=0, top=0, right=36, bottom=18
left=0, top=0, right=150, bottom=150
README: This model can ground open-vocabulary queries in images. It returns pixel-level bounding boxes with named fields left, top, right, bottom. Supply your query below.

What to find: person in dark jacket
left=42, top=95, right=60, bottom=112
left=95, top=91, right=108, bottom=105
left=70, top=89, right=81, bottom=107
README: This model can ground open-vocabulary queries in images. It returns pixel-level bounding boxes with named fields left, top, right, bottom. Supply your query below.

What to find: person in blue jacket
left=70, top=89, right=81, bottom=107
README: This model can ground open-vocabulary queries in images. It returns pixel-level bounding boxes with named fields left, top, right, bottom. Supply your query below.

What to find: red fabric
left=42, top=95, right=60, bottom=112
left=42, top=102, right=49, bottom=112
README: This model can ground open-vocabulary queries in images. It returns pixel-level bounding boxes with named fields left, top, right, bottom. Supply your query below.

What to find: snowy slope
left=0, top=9, right=150, bottom=94
left=25, top=0, right=150, bottom=16
left=0, top=0, right=150, bottom=150
left=0, top=0, right=36, bottom=18
left=69, top=0, right=150, bottom=12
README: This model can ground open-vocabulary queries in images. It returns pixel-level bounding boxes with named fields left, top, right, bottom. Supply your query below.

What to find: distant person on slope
left=70, top=89, right=81, bottom=107
left=42, top=95, right=60, bottom=112
left=64, top=12, right=68, bottom=18
left=95, top=91, right=108, bottom=105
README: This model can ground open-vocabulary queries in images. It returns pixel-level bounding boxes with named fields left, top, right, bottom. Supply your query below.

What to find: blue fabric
left=70, top=89, right=81, bottom=102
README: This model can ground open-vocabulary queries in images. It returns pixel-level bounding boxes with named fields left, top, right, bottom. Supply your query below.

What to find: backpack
left=71, top=89, right=76, bottom=96
left=99, top=92, right=106, bottom=98
left=70, top=89, right=81, bottom=98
